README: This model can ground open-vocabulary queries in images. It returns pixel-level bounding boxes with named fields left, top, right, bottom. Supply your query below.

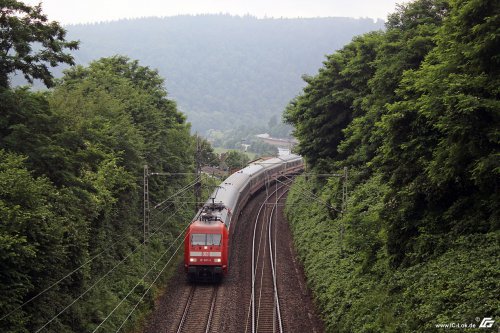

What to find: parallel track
left=176, top=285, right=218, bottom=333
left=249, top=180, right=291, bottom=333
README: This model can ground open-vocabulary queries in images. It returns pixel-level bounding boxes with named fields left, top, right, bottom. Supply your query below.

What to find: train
left=184, top=153, right=303, bottom=282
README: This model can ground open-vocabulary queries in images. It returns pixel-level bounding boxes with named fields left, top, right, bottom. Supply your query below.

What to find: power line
left=276, top=175, right=342, bottom=213
left=144, top=175, right=199, bottom=243
left=35, top=240, right=144, bottom=332
left=151, top=177, right=200, bottom=210
left=33, top=202, right=189, bottom=332
left=114, top=235, right=186, bottom=332
left=91, top=220, right=192, bottom=332
left=0, top=182, right=197, bottom=324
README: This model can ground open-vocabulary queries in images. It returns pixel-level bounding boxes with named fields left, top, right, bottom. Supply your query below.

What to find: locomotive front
left=184, top=205, right=229, bottom=282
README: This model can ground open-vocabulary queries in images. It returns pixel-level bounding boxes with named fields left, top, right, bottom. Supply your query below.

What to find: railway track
left=248, top=180, right=290, bottom=333
left=176, top=285, right=218, bottom=333
left=144, top=172, right=324, bottom=333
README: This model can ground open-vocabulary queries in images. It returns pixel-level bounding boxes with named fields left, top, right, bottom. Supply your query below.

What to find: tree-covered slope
left=284, top=0, right=499, bottom=331
left=1, top=5, right=200, bottom=328
left=1, top=55, right=200, bottom=332
left=16, top=15, right=384, bottom=133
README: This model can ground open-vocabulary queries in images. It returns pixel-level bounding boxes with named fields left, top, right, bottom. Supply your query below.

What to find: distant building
left=255, top=133, right=297, bottom=149
left=278, top=147, right=291, bottom=156
left=256, top=133, right=271, bottom=139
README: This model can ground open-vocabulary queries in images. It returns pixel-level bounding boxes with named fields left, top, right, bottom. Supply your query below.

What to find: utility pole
left=194, top=134, right=202, bottom=213
left=342, top=167, right=348, bottom=215
left=340, top=167, right=348, bottom=258
left=143, top=165, right=150, bottom=244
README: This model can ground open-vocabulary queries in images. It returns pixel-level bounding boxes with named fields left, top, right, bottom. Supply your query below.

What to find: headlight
left=214, top=258, right=221, bottom=263
left=189, top=258, right=197, bottom=262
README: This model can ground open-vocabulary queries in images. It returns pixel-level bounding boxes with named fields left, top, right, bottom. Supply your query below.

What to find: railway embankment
left=284, top=175, right=499, bottom=332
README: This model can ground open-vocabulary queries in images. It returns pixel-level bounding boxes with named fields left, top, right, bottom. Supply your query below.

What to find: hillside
left=19, top=15, right=384, bottom=133
left=283, top=0, right=499, bottom=331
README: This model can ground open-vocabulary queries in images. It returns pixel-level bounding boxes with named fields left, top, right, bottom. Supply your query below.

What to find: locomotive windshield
left=191, top=233, right=222, bottom=246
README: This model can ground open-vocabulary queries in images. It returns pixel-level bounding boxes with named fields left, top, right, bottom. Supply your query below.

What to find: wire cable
left=35, top=241, right=142, bottom=332
left=152, top=177, right=200, bottom=210
left=0, top=180, right=198, bottom=324
left=34, top=203, right=189, bottom=332
left=115, top=235, right=187, bottom=332
left=276, top=175, right=341, bottom=212
left=91, top=218, right=191, bottom=332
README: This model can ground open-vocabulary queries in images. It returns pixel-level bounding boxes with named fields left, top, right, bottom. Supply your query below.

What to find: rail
left=250, top=180, right=291, bottom=333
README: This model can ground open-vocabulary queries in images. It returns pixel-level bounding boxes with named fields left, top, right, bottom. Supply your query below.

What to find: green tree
left=283, top=0, right=499, bottom=331
left=284, top=32, right=383, bottom=172
left=0, top=55, right=195, bottom=331
left=0, top=87, right=62, bottom=179
left=46, top=57, right=194, bottom=331
left=195, top=135, right=218, bottom=167
left=223, top=150, right=250, bottom=171
left=380, top=0, right=499, bottom=267
left=0, top=150, right=83, bottom=333
left=0, top=0, right=78, bottom=88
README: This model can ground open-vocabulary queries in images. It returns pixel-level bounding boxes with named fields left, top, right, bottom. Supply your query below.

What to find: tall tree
left=0, top=0, right=78, bottom=88
left=380, top=0, right=500, bottom=266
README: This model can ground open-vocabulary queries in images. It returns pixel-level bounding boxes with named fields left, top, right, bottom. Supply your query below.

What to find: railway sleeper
left=188, top=266, right=223, bottom=283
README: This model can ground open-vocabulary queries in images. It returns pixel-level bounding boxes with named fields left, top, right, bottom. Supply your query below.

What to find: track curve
left=143, top=177, right=324, bottom=333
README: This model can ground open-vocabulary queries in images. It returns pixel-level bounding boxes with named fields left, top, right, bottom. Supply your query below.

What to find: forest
left=284, top=0, right=499, bottom=331
left=12, top=14, right=385, bottom=134
left=0, top=2, right=213, bottom=331
left=2, top=0, right=498, bottom=332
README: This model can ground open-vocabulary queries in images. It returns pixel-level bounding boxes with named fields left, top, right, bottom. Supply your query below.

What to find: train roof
left=251, top=154, right=301, bottom=166
left=239, top=163, right=264, bottom=176
left=196, top=153, right=303, bottom=225
left=190, top=220, right=226, bottom=233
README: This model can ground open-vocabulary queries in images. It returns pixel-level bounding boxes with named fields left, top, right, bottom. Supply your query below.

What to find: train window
left=191, top=233, right=222, bottom=246
left=191, top=234, right=206, bottom=245
left=207, top=234, right=222, bottom=246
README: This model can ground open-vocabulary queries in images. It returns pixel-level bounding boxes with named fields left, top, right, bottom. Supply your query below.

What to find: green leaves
left=0, top=0, right=79, bottom=88
left=222, top=150, right=250, bottom=171
left=284, top=0, right=499, bottom=331
left=0, top=55, right=196, bottom=331
left=0, top=149, right=69, bottom=332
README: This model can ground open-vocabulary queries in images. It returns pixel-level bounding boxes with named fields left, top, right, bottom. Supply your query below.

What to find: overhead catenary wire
left=33, top=196, right=194, bottom=331
left=0, top=187, right=195, bottom=321
left=111, top=173, right=221, bottom=331
left=0, top=180, right=198, bottom=324
left=152, top=177, right=201, bottom=210
left=10, top=160, right=301, bottom=330
left=35, top=238, right=144, bottom=332
left=114, top=234, right=187, bottom=332
left=91, top=218, right=192, bottom=332
left=149, top=174, right=219, bottom=217
left=150, top=179, right=200, bottom=218
left=276, top=175, right=342, bottom=213
left=100, top=160, right=304, bottom=331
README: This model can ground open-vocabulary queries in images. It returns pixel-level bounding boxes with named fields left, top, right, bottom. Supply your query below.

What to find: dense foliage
left=0, top=8, right=200, bottom=329
left=284, top=0, right=499, bottom=331
left=0, top=0, right=78, bottom=87
left=12, top=14, right=384, bottom=133
left=221, top=150, right=251, bottom=172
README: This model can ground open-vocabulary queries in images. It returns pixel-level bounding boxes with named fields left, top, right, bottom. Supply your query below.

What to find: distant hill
left=19, top=15, right=385, bottom=133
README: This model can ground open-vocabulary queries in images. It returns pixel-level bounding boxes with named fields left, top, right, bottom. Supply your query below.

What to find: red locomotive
left=184, top=154, right=303, bottom=282
left=184, top=202, right=230, bottom=281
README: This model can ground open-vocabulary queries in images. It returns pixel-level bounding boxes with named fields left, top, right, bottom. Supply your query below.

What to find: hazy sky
left=23, top=0, right=402, bottom=24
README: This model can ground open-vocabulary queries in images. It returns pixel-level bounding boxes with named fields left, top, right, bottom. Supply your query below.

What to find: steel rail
left=250, top=179, right=292, bottom=333
left=267, top=188, right=289, bottom=333
left=176, top=286, right=217, bottom=333
left=176, top=286, right=195, bottom=333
